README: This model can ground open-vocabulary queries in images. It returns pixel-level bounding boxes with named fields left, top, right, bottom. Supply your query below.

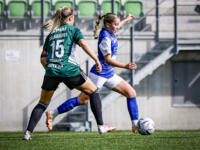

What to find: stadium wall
left=0, top=36, right=200, bottom=131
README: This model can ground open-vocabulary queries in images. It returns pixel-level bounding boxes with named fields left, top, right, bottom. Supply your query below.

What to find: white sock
left=132, top=120, right=138, bottom=128
left=51, top=109, right=59, bottom=120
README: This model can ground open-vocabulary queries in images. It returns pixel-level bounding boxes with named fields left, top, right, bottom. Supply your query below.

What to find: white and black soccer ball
left=137, top=117, right=155, bottom=135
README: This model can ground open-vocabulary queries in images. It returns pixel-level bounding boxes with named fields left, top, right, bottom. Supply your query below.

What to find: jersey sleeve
left=43, top=35, right=49, bottom=50
left=41, top=36, right=49, bottom=57
left=99, top=37, right=111, bottom=56
left=41, top=49, right=47, bottom=58
left=74, top=28, right=84, bottom=44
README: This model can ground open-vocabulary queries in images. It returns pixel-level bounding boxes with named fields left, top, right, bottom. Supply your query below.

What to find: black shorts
left=41, top=72, right=87, bottom=91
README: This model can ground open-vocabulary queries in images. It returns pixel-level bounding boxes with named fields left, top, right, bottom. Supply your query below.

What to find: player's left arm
left=104, top=54, right=137, bottom=70
left=119, top=14, right=134, bottom=29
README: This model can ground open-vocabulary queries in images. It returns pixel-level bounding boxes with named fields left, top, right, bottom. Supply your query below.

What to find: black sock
left=89, top=92, right=103, bottom=125
left=27, top=102, right=47, bottom=133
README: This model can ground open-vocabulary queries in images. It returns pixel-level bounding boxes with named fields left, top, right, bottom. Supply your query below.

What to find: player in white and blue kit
left=90, top=28, right=118, bottom=79
left=46, top=13, right=139, bottom=133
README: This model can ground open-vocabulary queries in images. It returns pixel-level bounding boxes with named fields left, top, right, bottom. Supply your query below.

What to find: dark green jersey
left=43, top=24, right=84, bottom=77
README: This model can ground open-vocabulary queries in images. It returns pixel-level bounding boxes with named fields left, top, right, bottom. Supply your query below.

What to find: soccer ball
left=137, top=117, right=155, bottom=135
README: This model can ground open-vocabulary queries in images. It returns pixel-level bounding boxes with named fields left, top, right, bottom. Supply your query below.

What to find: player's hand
left=95, top=60, right=102, bottom=73
left=126, top=14, right=134, bottom=22
left=125, top=62, right=137, bottom=70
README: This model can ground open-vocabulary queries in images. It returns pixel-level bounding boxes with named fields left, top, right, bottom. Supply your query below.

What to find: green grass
left=0, top=130, right=200, bottom=150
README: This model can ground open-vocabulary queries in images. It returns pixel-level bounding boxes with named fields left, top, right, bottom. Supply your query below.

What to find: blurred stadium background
left=0, top=0, right=200, bottom=132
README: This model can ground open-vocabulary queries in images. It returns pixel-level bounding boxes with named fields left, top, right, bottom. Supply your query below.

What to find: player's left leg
left=77, top=77, right=116, bottom=134
left=77, top=77, right=104, bottom=126
left=23, top=89, right=54, bottom=140
left=110, top=77, right=139, bottom=133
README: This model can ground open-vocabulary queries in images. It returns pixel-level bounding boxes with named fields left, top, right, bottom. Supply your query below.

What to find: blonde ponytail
left=43, top=6, right=74, bottom=33
left=42, top=8, right=62, bottom=33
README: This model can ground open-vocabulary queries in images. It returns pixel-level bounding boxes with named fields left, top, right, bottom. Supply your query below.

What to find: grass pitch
left=0, top=130, right=200, bottom=150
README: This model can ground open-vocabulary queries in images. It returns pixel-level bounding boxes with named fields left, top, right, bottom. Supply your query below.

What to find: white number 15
left=50, top=39, right=64, bottom=58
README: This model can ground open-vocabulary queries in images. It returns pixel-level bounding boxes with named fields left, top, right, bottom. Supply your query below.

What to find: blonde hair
left=43, top=6, right=73, bottom=33
left=94, top=13, right=118, bottom=39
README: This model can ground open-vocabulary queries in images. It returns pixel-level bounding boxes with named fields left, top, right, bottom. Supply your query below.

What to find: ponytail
left=43, top=6, right=74, bottom=33
left=42, top=8, right=62, bottom=33
left=94, top=15, right=104, bottom=39
left=93, top=13, right=118, bottom=39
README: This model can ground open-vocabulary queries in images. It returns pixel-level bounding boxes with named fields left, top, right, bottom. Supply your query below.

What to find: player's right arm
left=40, top=35, right=50, bottom=69
left=78, top=39, right=102, bottom=73
left=40, top=49, right=47, bottom=69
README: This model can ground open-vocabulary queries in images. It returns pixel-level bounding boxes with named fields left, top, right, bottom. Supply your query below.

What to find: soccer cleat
left=98, top=125, right=116, bottom=134
left=46, top=110, right=53, bottom=131
left=22, top=130, right=32, bottom=140
left=132, top=127, right=138, bottom=133
left=107, top=125, right=116, bottom=132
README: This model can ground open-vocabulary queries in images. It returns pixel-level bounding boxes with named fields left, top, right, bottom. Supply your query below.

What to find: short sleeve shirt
left=90, top=29, right=118, bottom=78
left=43, top=24, right=84, bottom=77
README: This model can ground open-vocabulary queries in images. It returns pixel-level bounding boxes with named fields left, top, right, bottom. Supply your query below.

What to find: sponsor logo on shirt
left=47, top=64, right=64, bottom=68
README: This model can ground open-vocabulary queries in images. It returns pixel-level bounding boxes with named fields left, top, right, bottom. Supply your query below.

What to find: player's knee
left=83, top=87, right=98, bottom=95
left=125, top=89, right=137, bottom=98
left=79, top=98, right=89, bottom=105
left=81, top=99, right=89, bottom=105
left=39, top=98, right=50, bottom=105
left=78, top=95, right=90, bottom=105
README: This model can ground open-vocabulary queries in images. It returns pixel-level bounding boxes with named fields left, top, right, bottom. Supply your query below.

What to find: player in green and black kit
left=43, top=23, right=84, bottom=78
left=23, top=6, right=104, bottom=140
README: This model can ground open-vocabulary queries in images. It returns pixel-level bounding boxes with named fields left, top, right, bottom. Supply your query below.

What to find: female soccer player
left=46, top=13, right=139, bottom=133
left=22, top=6, right=111, bottom=140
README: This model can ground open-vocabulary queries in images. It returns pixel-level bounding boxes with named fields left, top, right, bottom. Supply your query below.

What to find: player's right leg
left=105, top=74, right=139, bottom=133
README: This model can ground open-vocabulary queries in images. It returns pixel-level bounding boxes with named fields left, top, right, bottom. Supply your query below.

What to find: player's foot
left=132, top=120, right=138, bottom=133
left=108, top=125, right=116, bottom=132
left=132, top=127, right=138, bottom=133
left=22, top=130, right=32, bottom=140
left=46, top=110, right=53, bottom=131
left=98, top=125, right=116, bottom=134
